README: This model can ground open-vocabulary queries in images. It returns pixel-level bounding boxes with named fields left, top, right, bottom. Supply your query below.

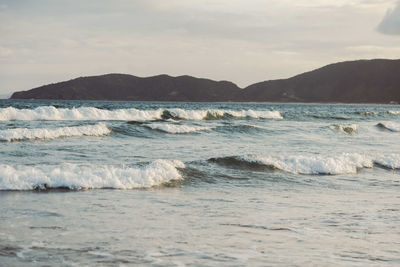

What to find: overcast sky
left=1, top=0, right=399, bottom=95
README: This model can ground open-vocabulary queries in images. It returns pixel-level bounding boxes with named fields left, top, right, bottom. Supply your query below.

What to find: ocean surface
left=0, top=100, right=399, bottom=266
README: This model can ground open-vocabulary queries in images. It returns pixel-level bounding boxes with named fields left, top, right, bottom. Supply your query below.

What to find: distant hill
left=242, top=59, right=400, bottom=103
left=10, top=74, right=241, bottom=102
left=10, top=59, right=400, bottom=103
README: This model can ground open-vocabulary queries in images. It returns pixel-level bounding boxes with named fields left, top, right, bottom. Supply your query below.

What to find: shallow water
left=1, top=100, right=399, bottom=266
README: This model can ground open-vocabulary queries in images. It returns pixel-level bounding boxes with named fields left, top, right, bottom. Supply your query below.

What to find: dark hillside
left=11, top=59, right=400, bottom=103
left=242, top=59, right=400, bottom=103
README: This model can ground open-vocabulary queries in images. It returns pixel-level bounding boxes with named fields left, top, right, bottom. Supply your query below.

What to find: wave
left=311, top=115, right=349, bottom=120
left=164, top=108, right=283, bottom=120
left=329, top=124, right=357, bottom=135
left=376, top=122, right=400, bottom=132
left=0, top=160, right=185, bottom=190
left=388, top=110, right=400, bottom=115
left=145, top=123, right=214, bottom=134
left=0, top=106, right=282, bottom=121
left=209, top=154, right=373, bottom=175
left=215, top=124, right=265, bottom=134
left=0, top=123, right=110, bottom=142
left=356, top=111, right=376, bottom=116
left=0, top=106, right=164, bottom=121
left=374, top=154, right=400, bottom=169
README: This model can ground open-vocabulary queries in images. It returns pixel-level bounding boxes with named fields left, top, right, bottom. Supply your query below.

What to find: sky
left=0, top=0, right=399, bottom=96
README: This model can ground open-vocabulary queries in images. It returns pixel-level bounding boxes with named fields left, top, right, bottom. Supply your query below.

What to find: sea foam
left=210, top=153, right=374, bottom=175
left=211, top=153, right=400, bottom=174
left=0, top=123, right=111, bottom=141
left=330, top=124, right=357, bottom=135
left=0, top=160, right=185, bottom=190
left=146, top=123, right=214, bottom=134
left=374, top=154, right=400, bottom=169
left=0, top=106, right=282, bottom=121
left=239, top=154, right=373, bottom=175
left=0, top=106, right=164, bottom=121
left=166, top=108, right=283, bottom=120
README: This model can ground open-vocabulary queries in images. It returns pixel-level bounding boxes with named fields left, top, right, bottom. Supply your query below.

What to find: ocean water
left=0, top=99, right=399, bottom=266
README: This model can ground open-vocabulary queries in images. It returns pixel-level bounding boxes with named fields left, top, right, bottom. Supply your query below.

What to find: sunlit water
left=1, top=100, right=399, bottom=266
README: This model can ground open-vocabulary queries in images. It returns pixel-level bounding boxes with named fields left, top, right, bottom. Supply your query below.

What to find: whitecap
left=237, top=153, right=373, bottom=175
left=0, top=160, right=185, bottom=190
left=374, top=154, right=400, bottom=169
left=146, top=123, right=214, bottom=134
left=0, top=106, right=164, bottom=121
left=165, top=108, right=283, bottom=120
left=0, top=123, right=110, bottom=141
left=0, top=106, right=283, bottom=121
left=329, top=124, right=357, bottom=135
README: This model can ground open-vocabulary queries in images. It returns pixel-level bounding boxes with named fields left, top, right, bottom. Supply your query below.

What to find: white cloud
left=0, top=0, right=399, bottom=94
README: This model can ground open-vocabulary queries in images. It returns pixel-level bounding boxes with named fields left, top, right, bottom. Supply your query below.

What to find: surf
left=0, top=123, right=110, bottom=141
left=0, top=160, right=185, bottom=190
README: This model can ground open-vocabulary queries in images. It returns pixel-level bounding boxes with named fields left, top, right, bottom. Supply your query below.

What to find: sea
left=0, top=99, right=399, bottom=266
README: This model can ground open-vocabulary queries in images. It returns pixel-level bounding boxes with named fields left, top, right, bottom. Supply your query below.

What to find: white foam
left=146, top=123, right=214, bottom=134
left=0, top=160, right=185, bottom=190
left=374, top=154, right=400, bottom=169
left=167, top=108, right=283, bottom=120
left=0, top=106, right=282, bottom=121
left=388, top=110, right=400, bottom=115
left=240, top=153, right=373, bottom=175
left=329, top=124, right=357, bottom=135
left=0, top=106, right=164, bottom=121
left=0, top=123, right=111, bottom=141
left=359, top=111, right=376, bottom=115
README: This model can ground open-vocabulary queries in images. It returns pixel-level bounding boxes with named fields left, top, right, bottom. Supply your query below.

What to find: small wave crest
left=0, top=106, right=282, bottom=121
left=329, top=124, right=357, bottom=135
left=376, top=122, right=400, bottom=132
left=388, top=110, right=400, bottom=115
left=0, top=106, right=164, bottom=121
left=0, top=160, right=185, bottom=190
left=158, top=108, right=283, bottom=120
left=0, top=123, right=110, bottom=142
left=209, top=154, right=373, bottom=175
left=357, top=111, right=377, bottom=116
left=145, top=123, right=214, bottom=134
left=374, top=154, right=400, bottom=169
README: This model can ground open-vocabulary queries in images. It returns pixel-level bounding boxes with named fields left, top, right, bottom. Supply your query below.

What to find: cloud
left=378, top=1, right=400, bottom=34
left=0, top=0, right=399, bottom=94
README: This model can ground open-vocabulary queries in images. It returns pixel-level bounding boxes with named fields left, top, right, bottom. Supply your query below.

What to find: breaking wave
left=376, top=122, right=400, bottom=132
left=329, top=124, right=357, bottom=135
left=165, top=108, right=283, bottom=120
left=210, top=153, right=384, bottom=175
left=388, top=110, right=400, bottom=115
left=0, top=106, right=282, bottom=121
left=357, top=111, right=376, bottom=116
left=145, top=123, right=214, bottom=134
left=374, top=154, right=400, bottom=169
left=0, top=106, right=163, bottom=121
left=0, top=123, right=110, bottom=142
left=0, top=160, right=185, bottom=190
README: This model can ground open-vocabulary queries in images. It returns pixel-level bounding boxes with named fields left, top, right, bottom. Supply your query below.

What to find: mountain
left=242, top=59, right=400, bottom=103
left=10, top=59, right=400, bottom=103
left=10, top=74, right=241, bottom=102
